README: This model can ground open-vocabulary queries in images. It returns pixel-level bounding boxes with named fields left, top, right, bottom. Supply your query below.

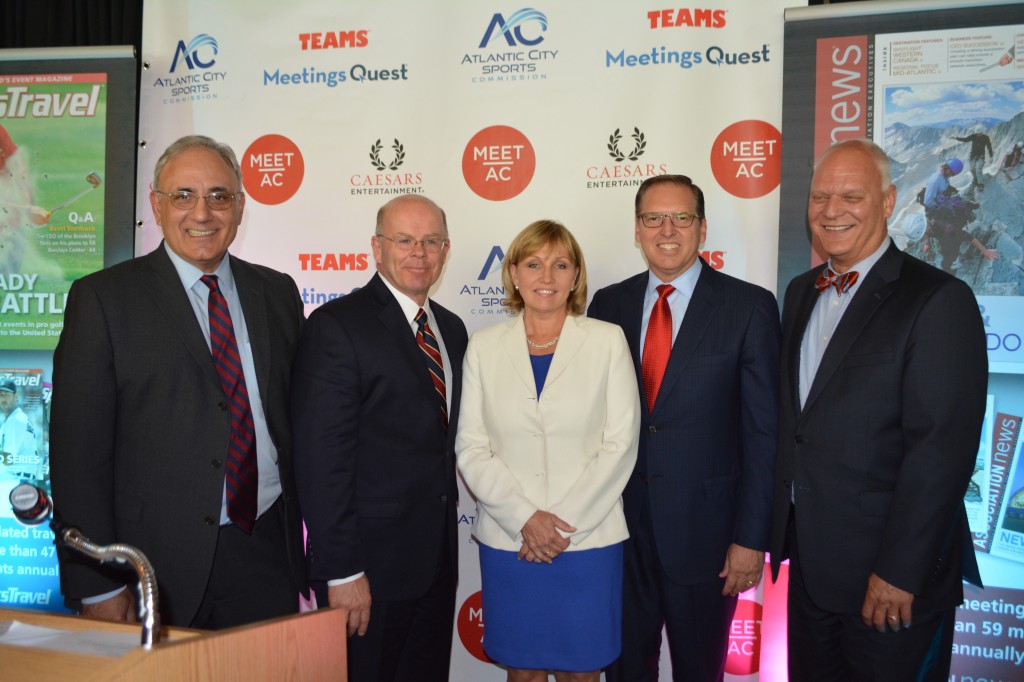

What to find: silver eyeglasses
left=637, top=212, right=701, bottom=229
left=376, top=234, right=450, bottom=253
left=153, top=190, right=243, bottom=211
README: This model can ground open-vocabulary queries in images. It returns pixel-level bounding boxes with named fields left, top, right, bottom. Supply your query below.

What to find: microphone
left=9, top=482, right=52, bottom=525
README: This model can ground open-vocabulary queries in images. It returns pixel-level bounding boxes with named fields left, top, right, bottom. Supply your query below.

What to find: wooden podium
left=0, top=606, right=347, bottom=681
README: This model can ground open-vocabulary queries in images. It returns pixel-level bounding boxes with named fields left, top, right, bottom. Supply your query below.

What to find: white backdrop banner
left=139, top=2, right=789, bottom=679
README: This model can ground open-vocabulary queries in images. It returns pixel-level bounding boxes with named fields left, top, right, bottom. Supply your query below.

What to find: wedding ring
left=887, top=616, right=897, bottom=622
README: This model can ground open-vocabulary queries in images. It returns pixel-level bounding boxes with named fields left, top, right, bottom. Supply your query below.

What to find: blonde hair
left=501, top=220, right=588, bottom=315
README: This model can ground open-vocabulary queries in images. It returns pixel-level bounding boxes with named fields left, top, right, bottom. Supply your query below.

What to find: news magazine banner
left=0, top=48, right=136, bottom=613
left=779, top=1, right=1024, bottom=678
left=139, top=0, right=789, bottom=678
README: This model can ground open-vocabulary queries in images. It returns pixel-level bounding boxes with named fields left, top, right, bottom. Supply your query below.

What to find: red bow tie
left=815, top=268, right=859, bottom=295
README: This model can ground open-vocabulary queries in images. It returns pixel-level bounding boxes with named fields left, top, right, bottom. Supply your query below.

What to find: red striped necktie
left=201, top=275, right=258, bottom=533
left=415, top=308, right=448, bottom=429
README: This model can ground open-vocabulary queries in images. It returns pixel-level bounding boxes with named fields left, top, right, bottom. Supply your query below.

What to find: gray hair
left=153, top=135, right=242, bottom=190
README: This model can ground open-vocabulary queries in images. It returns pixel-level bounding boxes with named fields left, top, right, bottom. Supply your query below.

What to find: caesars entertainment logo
left=350, top=137, right=425, bottom=196
left=585, top=126, right=667, bottom=190
left=460, top=246, right=511, bottom=316
left=154, top=33, right=227, bottom=104
left=461, top=8, right=558, bottom=84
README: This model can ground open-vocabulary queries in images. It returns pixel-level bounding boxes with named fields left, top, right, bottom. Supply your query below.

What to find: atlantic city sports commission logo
left=154, top=33, right=227, bottom=104
left=462, top=8, right=557, bottom=83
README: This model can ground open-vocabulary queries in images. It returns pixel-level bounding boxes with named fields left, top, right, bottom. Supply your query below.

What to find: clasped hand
left=518, top=510, right=575, bottom=563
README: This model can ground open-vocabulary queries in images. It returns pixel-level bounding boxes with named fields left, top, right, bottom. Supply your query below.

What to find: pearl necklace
left=526, top=335, right=560, bottom=350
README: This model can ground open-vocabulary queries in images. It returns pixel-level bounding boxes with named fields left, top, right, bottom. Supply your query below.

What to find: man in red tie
left=769, top=139, right=987, bottom=681
left=588, top=175, right=781, bottom=681
left=51, top=135, right=307, bottom=628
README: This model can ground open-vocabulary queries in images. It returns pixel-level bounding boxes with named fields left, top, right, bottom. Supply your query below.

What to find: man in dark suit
left=589, top=175, right=780, bottom=681
left=769, top=139, right=987, bottom=681
left=291, top=194, right=467, bottom=682
left=51, top=135, right=307, bottom=628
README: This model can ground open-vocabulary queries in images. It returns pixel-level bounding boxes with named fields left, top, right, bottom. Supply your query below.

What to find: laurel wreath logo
left=607, top=127, right=646, bottom=162
left=369, top=138, right=406, bottom=171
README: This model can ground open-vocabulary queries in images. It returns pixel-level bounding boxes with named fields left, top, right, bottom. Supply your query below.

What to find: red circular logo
left=456, top=591, right=492, bottom=663
left=725, top=598, right=763, bottom=676
left=710, top=120, right=781, bottom=199
left=462, top=125, right=536, bottom=201
left=241, top=134, right=305, bottom=205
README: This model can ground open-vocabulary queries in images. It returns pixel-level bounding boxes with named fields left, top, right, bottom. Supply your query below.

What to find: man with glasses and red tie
left=290, top=194, right=467, bottom=682
left=588, top=174, right=780, bottom=681
left=769, top=139, right=986, bottom=681
left=51, top=135, right=307, bottom=628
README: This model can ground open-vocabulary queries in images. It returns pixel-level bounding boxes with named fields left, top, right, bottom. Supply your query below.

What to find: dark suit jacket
left=588, top=259, right=780, bottom=583
left=290, top=273, right=467, bottom=601
left=769, top=242, right=986, bottom=615
left=51, top=244, right=307, bottom=626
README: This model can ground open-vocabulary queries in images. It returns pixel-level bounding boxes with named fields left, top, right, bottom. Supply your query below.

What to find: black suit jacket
left=588, top=260, right=780, bottom=583
left=769, top=242, right=986, bottom=615
left=291, top=273, right=467, bottom=601
left=51, top=244, right=307, bottom=626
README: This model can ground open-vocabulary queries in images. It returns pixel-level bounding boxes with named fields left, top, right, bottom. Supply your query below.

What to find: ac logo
left=478, top=246, right=505, bottom=280
left=479, top=8, right=548, bottom=48
left=170, top=34, right=219, bottom=72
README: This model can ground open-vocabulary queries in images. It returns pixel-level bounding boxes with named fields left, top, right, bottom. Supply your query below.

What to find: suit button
left=211, top=459, right=222, bottom=469
left=795, top=435, right=806, bottom=444
left=204, top=516, right=216, bottom=526
left=440, top=495, right=448, bottom=504
left=648, top=425, right=657, bottom=433
left=218, top=401, right=228, bottom=411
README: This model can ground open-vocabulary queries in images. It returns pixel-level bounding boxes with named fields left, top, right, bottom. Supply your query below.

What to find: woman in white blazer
left=456, top=220, right=639, bottom=682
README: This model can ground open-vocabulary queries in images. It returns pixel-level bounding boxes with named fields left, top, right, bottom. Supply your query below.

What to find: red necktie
left=641, top=284, right=674, bottom=412
left=201, top=275, right=258, bottom=533
left=814, top=267, right=859, bottom=295
left=415, top=308, right=448, bottom=429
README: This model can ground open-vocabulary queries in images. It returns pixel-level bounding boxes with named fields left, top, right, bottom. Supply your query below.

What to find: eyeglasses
left=376, top=234, right=450, bottom=253
left=153, top=190, right=242, bottom=211
left=637, top=212, right=701, bottom=229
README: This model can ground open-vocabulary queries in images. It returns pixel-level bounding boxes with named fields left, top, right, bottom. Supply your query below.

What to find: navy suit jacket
left=291, top=273, right=467, bottom=601
left=589, top=259, right=780, bottom=583
left=51, top=245, right=307, bottom=626
left=769, top=243, right=986, bottom=614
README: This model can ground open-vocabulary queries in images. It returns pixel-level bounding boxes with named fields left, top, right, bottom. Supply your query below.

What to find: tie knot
left=656, top=284, right=675, bottom=300
left=200, top=274, right=219, bottom=293
left=414, top=307, right=427, bottom=331
left=814, top=268, right=859, bottom=295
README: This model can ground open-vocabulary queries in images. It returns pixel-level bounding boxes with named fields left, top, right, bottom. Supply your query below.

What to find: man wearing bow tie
left=769, top=139, right=987, bottom=681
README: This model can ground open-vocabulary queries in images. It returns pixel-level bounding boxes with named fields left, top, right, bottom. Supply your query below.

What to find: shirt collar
left=163, top=241, right=235, bottom=294
left=646, top=257, right=702, bottom=300
left=378, top=272, right=432, bottom=325
left=826, top=237, right=890, bottom=296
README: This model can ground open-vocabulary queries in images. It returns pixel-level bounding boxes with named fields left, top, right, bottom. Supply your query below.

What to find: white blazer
left=456, top=313, right=640, bottom=552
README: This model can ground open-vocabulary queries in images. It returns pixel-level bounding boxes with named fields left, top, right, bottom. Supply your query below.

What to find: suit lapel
left=233, top=258, right=270, bottom=401
left=141, top=245, right=221, bottom=391
left=369, top=274, right=434, bottom=397
left=654, top=263, right=718, bottom=413
left=499, top=315, right=537, bottom=395
left=802, top=244, right=901, bottom=415
left=786, top=272, right=821, bottom=416
left=545, top=315, right=586, bottom=389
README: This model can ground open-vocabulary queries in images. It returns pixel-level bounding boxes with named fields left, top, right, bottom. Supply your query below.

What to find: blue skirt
left=479, top=542, right=623, bottom=672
